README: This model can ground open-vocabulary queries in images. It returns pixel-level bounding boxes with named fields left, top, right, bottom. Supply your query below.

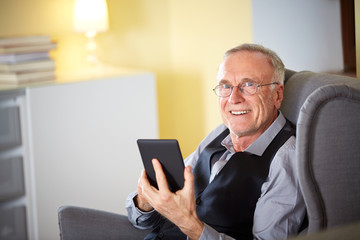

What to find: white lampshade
left=73, top=0, right=109, bottom=33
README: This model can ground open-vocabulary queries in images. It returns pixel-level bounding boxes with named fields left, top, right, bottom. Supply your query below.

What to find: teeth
left=231, top=110, right=250, bottom=115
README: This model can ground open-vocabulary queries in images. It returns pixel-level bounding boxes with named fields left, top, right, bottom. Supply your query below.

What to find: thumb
left=183, top=166, right=194, bottom=192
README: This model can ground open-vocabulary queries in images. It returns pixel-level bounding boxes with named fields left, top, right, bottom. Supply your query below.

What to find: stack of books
left=0, top=35, right=57, bottom=84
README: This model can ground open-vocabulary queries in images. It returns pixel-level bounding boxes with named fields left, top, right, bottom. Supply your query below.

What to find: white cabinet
left=0, top=71, right=158, bottom=239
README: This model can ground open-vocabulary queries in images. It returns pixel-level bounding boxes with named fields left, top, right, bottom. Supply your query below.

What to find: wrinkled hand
left=139, top=159, right=204, bottom=240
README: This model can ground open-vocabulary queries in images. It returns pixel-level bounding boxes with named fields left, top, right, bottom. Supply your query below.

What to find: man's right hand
left=134, top=170, right=154, bottom=212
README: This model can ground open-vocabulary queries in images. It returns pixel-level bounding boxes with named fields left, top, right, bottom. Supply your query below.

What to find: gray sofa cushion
left=58, top=206, right=150, bottom=240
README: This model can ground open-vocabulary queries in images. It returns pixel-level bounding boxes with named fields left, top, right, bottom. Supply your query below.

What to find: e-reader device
left=137, top=139, right=185, bottom=192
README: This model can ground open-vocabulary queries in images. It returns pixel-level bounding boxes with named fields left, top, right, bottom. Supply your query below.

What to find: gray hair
left=223, top=43, right=285, bottom=85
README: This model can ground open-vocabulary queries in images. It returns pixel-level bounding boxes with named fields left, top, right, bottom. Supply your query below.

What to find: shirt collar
left=221, top=112, right=286, bottom=156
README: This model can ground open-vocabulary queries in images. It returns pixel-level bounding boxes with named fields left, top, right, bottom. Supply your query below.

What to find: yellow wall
left=0, top=0, right=252, bottom=156
left=168, top=1, right=252, bottom=153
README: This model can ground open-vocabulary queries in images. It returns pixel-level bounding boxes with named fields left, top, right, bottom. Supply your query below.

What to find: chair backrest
left=281, top=71, right=360, bottom=233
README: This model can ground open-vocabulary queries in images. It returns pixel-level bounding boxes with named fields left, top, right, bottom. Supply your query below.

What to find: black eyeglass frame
left=213, top=82, right=279, bottom=97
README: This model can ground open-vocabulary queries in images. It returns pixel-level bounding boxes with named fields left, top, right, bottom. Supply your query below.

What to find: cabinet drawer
left=0, top=206, right=27, bottom=240
left=0, top=157, right=25, bottom=201
left=0, top=106, right=21, bottom=150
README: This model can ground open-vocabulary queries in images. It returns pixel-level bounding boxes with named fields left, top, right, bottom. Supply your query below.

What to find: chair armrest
left=58, top=205, right=150, bottom=240
left=288, top=221, right=360, bottom=240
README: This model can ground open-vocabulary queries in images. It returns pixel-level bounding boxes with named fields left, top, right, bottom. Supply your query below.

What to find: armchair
left=58, top=70, right=360, bottom=239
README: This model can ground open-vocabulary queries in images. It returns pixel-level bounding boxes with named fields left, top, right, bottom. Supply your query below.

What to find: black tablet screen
left=137, top=139, right=185, bottom=192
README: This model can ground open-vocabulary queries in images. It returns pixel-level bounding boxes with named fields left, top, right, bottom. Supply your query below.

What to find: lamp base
left=85, top=31, right=99, bottom=66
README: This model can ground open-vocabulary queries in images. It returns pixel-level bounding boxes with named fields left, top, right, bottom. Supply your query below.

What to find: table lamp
left=73, top=0, right=109, bottom=65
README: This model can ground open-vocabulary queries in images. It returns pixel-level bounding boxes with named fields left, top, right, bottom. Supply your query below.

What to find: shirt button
left=158, top=232, right=164, bottom=238
left=196, top=198, right=201, bottom=205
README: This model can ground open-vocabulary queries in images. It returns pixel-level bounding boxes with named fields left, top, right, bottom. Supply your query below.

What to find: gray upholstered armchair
left=58, top=70, right=360, bottom=240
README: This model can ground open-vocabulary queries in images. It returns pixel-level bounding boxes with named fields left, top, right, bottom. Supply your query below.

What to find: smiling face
left=217, top=51, right=283, bottom=148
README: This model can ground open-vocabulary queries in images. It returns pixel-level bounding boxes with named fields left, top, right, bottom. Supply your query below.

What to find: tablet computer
left=137, top=139, right=185, bottom=192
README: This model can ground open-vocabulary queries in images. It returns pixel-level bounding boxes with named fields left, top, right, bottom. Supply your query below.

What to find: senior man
left=126, top=43, right=306, bottom=240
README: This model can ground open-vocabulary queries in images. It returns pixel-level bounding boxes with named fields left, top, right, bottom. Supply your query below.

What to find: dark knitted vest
left=144, top=120, right=295, bottom=240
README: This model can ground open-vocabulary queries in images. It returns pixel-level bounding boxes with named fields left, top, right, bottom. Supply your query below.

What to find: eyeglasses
left=213, top=82, right=279, bottom=97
